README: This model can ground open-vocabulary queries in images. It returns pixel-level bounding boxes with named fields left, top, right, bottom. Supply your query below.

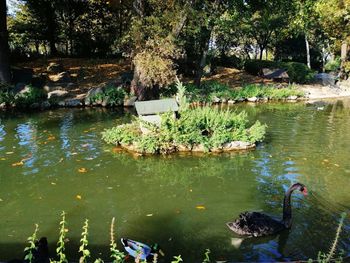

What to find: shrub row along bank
left=0, top=81, right=305, bottom=111
left=102, top=107, right=267, bottom=154
left=184, top=82, right=305, bottom=104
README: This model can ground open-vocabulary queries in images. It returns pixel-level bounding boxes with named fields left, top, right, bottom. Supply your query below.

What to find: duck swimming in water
left=227, top=182, right=308, bottom=237
left=121, top=238, right=164, bottom=261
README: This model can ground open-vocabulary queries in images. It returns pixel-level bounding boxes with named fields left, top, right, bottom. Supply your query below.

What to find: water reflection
left=0, top=103, right=349, bottom=262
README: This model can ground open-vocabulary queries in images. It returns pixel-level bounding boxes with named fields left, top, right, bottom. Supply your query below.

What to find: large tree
left=0, top=0, right=10, bottom=83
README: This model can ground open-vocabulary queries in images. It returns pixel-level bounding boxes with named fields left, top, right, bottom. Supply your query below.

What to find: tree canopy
left=1, top=0, right=349, bottom=90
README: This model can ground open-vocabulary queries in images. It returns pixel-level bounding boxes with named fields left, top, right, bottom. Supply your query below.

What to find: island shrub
left=102, top=106, right=267, bottom=154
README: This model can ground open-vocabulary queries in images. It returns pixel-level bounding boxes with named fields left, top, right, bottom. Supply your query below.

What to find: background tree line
left=0, top=0, right=349, bottom=97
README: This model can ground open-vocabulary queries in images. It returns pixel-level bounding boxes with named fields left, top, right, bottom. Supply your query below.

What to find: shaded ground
left=17, top=59, right=350, bottom=101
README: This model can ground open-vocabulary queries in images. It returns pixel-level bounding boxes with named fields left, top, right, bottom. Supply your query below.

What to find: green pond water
left=0, top=101, right=350, bottom=262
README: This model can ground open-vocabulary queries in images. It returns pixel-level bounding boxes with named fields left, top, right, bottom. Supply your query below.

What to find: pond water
left=0, top=101, right=350, bottom=262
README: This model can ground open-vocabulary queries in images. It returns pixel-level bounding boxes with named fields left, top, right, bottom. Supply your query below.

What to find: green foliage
left=79, top=219, right=90, bottom=263
left=176, top=79, right=189, bottom=111
left=171, top=255, right=183, bottom=263
left=325, top=58, right=341, bottom=72
left=102, top=106, right=267, bottom=154
left=110, top=217, right=125, bottom=263
left=184, top=81, right=304, bottom=102
left=89, top=86, right=126, bottom=107
left=15, top=86, right=47, bottom=108
left=53, top=211, right=68, bottom=263
left=0, top=89, right=15, bottom=106
left=102, top=123, right=140, bottom=145
left=245, top=60, right=316, bottom=83
left=309, top=213, right=346, bottom=263
left=24, top=224, right=39, bottom=263
left=202, top=249, right=211, bottom=263
left=0, top=86, right=48, bottom=108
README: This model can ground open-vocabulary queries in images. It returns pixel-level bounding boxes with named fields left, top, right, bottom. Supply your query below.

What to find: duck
left=226, top=182, right=308, bottom=237
left=121, top=238, right=164, bottom=261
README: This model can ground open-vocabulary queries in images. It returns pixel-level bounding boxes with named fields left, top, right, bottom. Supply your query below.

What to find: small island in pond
left=102, top=106, right=266, bottom=155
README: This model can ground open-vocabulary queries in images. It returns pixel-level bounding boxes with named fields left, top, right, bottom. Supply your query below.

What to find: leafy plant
left=110, top=217, right=125, bottom=263
left=14, top=85, right=47, bottom=108
left=89, top=85, right=126, bottom=106
left=52, top=211, right=68, bottom=263
left=308, top=213, right=346, bottom=263
left=24, top=224, right=39, bottom=263
left=202, top=249, right=211, bottom=263
left=79, top=219, right=90, bottom=263
left=171, top=255, right=183, bottom=263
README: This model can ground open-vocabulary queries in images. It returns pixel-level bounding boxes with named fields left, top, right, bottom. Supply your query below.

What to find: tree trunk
left=195, top=28, right=211, bottom=87
left=259, top=45, right=264, bottom=60
left=0, top=0, right=10, bottom=84
left=305, top=34, right=311, bottom=69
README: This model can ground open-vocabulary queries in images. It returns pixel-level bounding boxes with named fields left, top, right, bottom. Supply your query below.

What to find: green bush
left=89, top=85, right=126, bottom=106
left=325, top=57, right=341, bottom=72
left=285, top=62, right=315, bottom=84
left=183, top=81, right=304, bottom=102
left=102, top=106, right=267, bottom=154
left=244, top=60, right=315, bottom=84
left=0, top=88, right=15, bottom=106
left=14, top=86, right=47, bottom=108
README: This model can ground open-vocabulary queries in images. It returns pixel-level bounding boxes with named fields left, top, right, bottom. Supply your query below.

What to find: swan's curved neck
left=282, top=187, right=294, bottom=228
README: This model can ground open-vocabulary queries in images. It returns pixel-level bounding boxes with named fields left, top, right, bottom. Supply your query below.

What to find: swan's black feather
left=226, top=211, right=285, bottom=237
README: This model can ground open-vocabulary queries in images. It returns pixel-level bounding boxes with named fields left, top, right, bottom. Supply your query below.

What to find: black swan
left=226, top=182, right=308, bottom=237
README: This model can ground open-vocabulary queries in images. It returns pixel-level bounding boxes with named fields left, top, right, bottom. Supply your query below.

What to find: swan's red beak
left=302, top=187, right=308, bottom=196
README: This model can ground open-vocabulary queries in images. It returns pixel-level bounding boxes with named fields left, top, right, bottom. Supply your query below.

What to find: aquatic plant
left=53, top=211, right=68, bottom=263
left=171, top=255, right=183, bottom=263
left=24, top=224, right=39, bottom=263
left=308, top=212, right=346, bottom=263
left=79, top=219, right=90, bottom=263
left=110, top=217, right=125, bottom=263
left=202, top=249, right=211, bottom=263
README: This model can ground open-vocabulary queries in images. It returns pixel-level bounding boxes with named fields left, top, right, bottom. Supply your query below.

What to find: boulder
left=85, top=87, right=104, bottom=105
left=49, top=72, right=71, bottom=83
left=48, top=90, right=69, bottom=99
left=223, top=141, right=255, bottom=151
left=228, top=99, right=236, bottom=104
left=177, top=144, right=192, bottom=152
left=191, top=144, right=206, bottom=152
left=247, top=97, right=258, bottom=102
left=287, top=95, right=298, bottom=100
left=43, top=83, right=67, bottom=92
left=314, top=73, right=337, bottom=87
left=212, top=96, right=221, bottom=103
left=40, top=101, right=51, bottom=109
left=47, top=63, right=64, bottom=74
left=124, top=96, right=137, bottom=107
left=65, top=99, right=82, bottom=107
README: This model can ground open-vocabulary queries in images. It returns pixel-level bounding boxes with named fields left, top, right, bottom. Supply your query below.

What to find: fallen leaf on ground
left=0, top=158, right=6, bottom=160
left=146, top=214, right=153, bottom=217
left=78, top=168, right=87, bottom=173
left=51, top=182, right=56, bottom=185
left=76, top=195, right=82, bottom=200
left=0, top=198, right=3, bottom=202
left=334, top=163, right=340, bottom=167
left=47, top=136, right=56, bottom=140
left=6, top=152, right=14, bottom=155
